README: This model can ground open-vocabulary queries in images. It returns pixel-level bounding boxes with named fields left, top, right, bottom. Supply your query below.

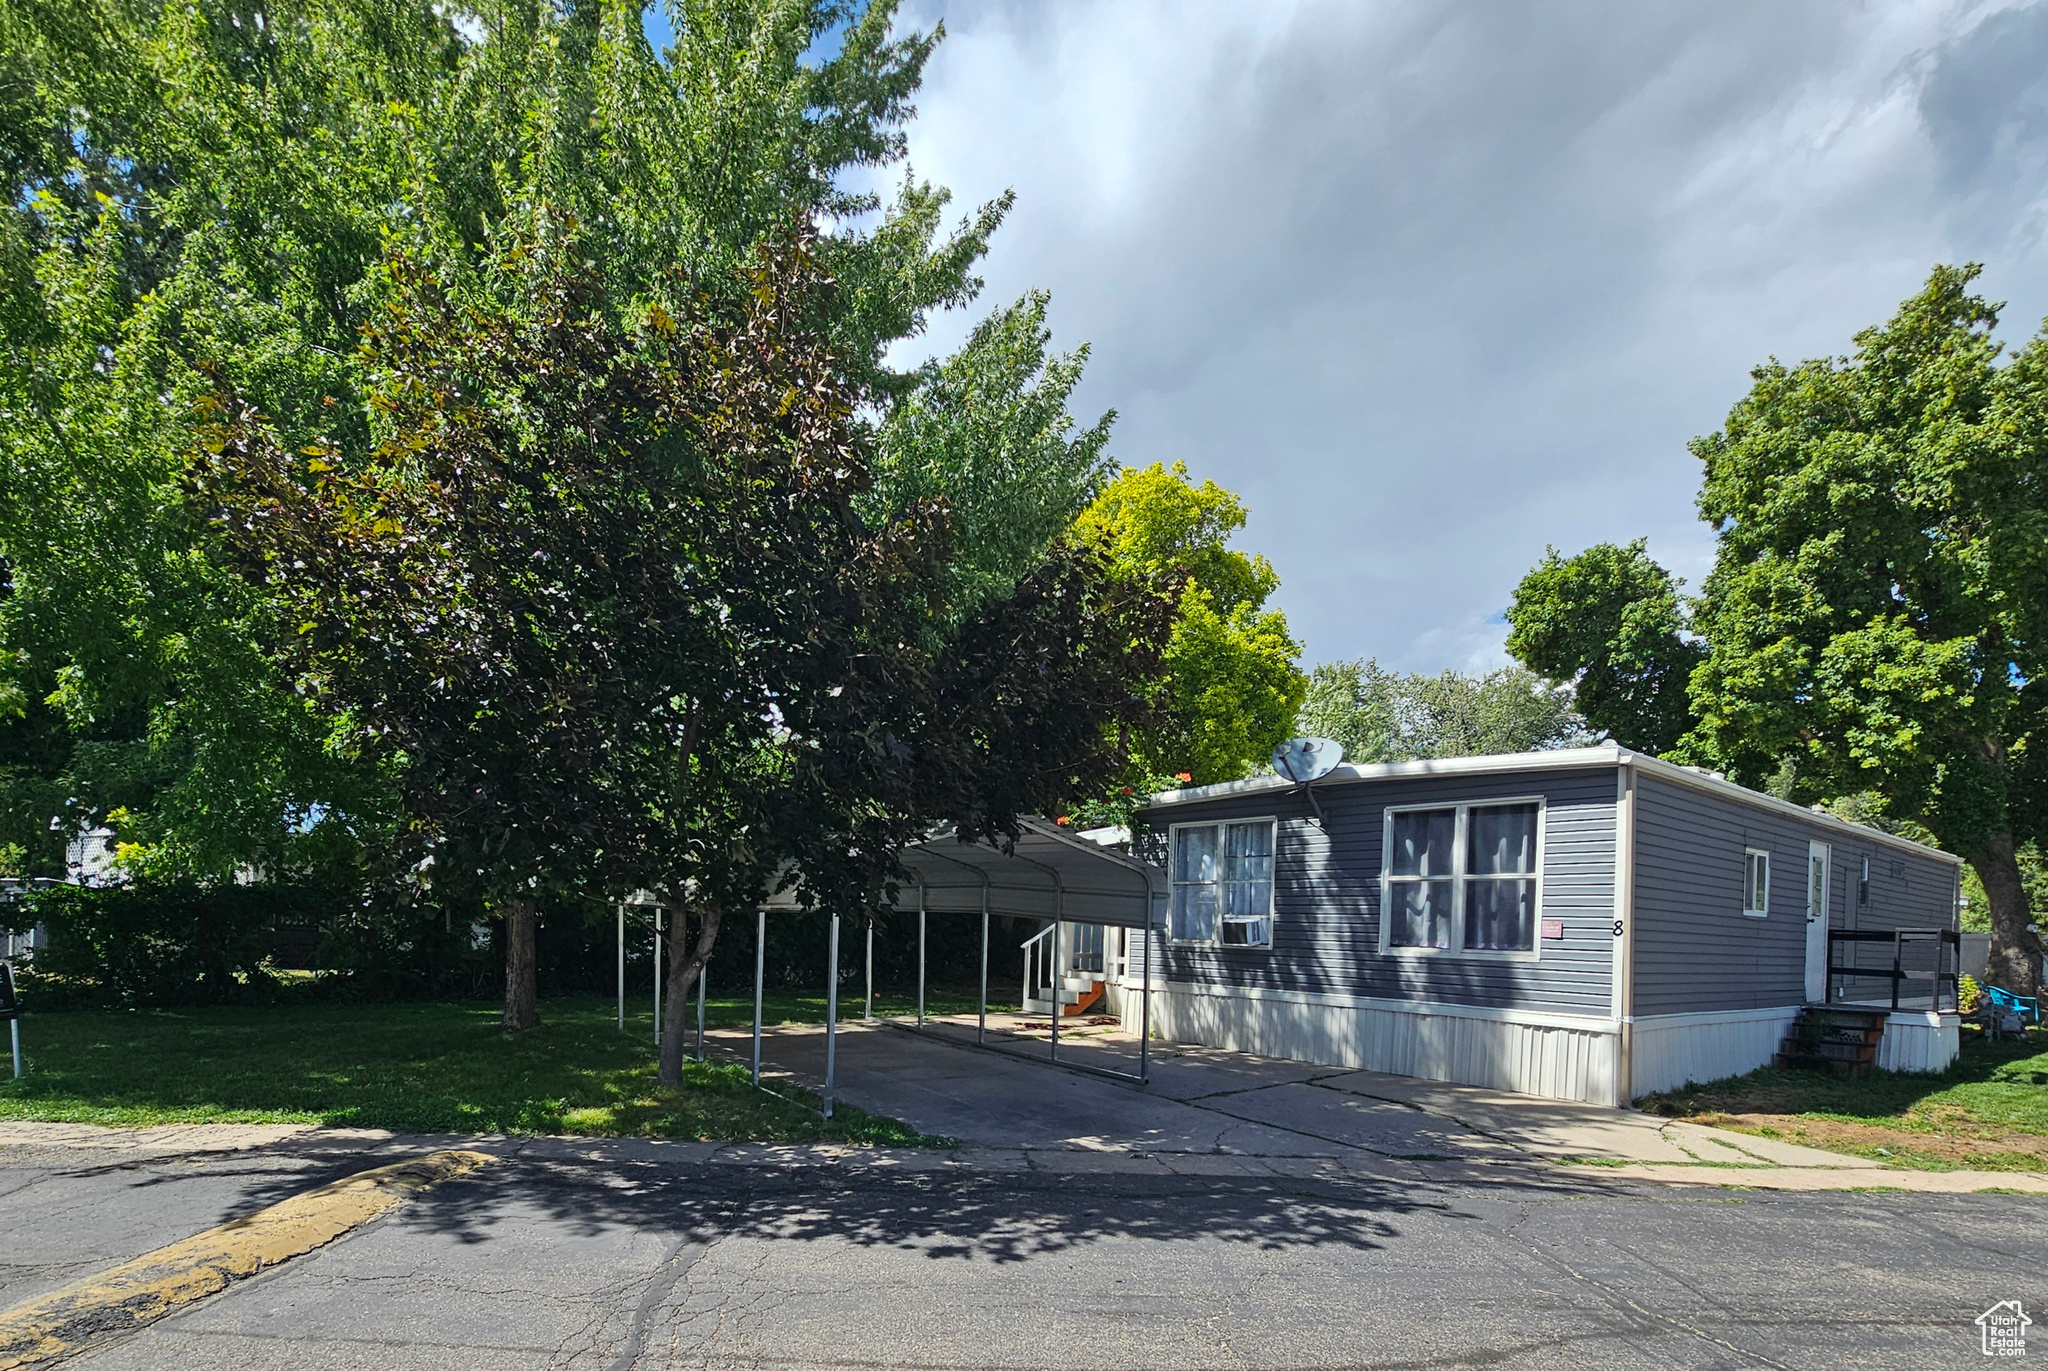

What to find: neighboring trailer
left=1135, top=745, right=1962, bottom=1105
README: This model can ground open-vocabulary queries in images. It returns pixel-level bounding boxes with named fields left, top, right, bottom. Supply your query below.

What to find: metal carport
left=753, top=817, right=1168, bottom=1114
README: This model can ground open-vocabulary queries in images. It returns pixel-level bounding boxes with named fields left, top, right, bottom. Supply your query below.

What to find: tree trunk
left=659, top=903, right=724, bottom=1085
left=501, top=897, right=540, bottom=1031
left=1968, top=832, right=2044, bottom=998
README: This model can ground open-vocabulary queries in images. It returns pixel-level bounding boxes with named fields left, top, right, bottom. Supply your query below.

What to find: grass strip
left=0, top=997, right=955, bottom=1145
left=1639, top=1026, right=2048, bottom=1171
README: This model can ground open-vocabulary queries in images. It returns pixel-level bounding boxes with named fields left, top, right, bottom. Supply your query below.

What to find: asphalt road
left=8, top=1132, right=2042, bottom=1370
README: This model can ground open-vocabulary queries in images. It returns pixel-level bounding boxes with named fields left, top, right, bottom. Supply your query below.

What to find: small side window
left=1859, top=855, right=1870, bottom=906
left=1743, top=848, right=1770, bottom=918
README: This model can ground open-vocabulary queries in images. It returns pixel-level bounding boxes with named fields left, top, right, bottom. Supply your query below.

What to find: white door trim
left=1805, top=840, right=1831, bottom=1003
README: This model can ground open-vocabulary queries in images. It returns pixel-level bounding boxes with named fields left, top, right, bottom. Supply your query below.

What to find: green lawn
left=1640, top=1026, right=2048, bottom=1170
left=0, top=993, right=982, bottom=1145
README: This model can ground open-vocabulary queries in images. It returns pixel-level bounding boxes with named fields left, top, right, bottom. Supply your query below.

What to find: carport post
left=653, top=906, right=663, bottom=1048
left=916, top=880, right=926, bottom=1029
left=977, top=886, right=989, bottom=1046
left=750, top=907, right=765, bottom=1086
left=695, top=957, right=706, bottom=1063
left=1008, top=847, right=1066, bottom=1061
left=864, top=911, right=874, bottom=1022
left=1140, top=896, right=1153, bottom=1084
left=616, top=903, right=625, bottom=1032
left=1049, top=915, right=1061, bottom=1063
left=824, top=909, right=840, bottom=1119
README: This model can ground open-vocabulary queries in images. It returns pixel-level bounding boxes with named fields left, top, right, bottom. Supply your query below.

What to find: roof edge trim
left=1138, top=743, right=1959, bottom=866
left=1622, top=752, right=1962, bottom=866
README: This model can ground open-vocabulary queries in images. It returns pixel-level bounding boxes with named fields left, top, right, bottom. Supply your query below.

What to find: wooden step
left=1773, top=1054, right=1871, bottom=1075
left=1794, top=1040, right=1877, bottom=1064
left=1024, top=981, right=1107, bottom=1017
left=1777, top=1005, right=1888, bottom=1076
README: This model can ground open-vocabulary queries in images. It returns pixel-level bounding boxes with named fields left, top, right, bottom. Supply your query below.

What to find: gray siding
left=1823, top=827, right=1962, bottom=998
left=1835, top=838, right=1959, bottom=936
left=1137, top=766, right=1618, bottom=1018
left=1629, top=772, right=1959, bottom=1015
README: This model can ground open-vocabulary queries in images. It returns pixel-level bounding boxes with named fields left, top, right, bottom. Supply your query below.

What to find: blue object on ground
left=1983, top=984, right=2041, bottom=1026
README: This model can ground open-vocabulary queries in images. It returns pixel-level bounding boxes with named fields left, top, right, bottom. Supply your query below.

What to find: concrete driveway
left=711, top=1015, right=1907, bottom=1179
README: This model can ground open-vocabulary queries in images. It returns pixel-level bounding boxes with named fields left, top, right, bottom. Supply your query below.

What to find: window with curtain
left=1385, top=807, right=1455, bottom=949
left=1464, top=803, right=1538, bottom=951
left=1171, top=819, right=1276, bottom=947
left=1382, top=801, right=1542, bottom=955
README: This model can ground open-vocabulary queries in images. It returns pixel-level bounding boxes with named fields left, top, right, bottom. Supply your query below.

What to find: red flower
left=1119, top=786, right=1134, bottom=796
left=1174, top=771, right=1192, bottom=784
left=1055, top=814, right=1072, bottom=826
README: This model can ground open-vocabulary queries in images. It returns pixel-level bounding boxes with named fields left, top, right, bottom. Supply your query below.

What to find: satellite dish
left=1272, top=737, right=1343, bottom=783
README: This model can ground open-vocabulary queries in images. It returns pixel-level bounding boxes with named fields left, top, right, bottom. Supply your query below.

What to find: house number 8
left=1612, top=920, right=1625, bottom=937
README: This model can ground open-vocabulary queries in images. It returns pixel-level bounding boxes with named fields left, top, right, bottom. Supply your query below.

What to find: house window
left=1381, top=801, right=1542, bottom=956
left=1743, top=848, right=1770, bottom=917
left=1859, top=855, right=1870, bottom=906
left=1170, top=819, right=1275, bottom=948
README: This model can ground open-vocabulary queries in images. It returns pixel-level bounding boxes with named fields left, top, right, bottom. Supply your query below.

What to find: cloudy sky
left=835, top=0, right=2048, bottom=674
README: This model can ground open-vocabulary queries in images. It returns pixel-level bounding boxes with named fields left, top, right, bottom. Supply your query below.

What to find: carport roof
left=762, top=817, right=1166, bottom=928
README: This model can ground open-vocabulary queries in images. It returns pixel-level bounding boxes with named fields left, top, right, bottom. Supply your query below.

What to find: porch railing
left=1021, top=924, right=1058, bottom=1012
left=1826, top=927, right=1961, bottom=1012
left=1021, top=922, right=1110, bottom=1013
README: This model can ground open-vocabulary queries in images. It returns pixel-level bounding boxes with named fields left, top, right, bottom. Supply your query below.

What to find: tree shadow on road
left=349, top=1153, right=1545, bottom=1266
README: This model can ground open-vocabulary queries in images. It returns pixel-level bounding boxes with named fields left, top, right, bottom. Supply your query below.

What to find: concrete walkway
left=700, top=1015, right=2048, bottom=1193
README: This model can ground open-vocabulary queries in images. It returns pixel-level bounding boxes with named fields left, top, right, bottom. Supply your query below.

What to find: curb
left=1572, top=1161, right=2048, bottom=1194
left=0, top=1148, right=492, bottom=1370
left=4, top=1119, right=2043, bottom=1196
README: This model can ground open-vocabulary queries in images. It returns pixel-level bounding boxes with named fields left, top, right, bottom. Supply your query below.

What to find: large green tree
left=195, top=221, right=924, bottom=1028
left=0, top=0, right=1016, bottom=870
left=0, top=0, right=466, bottom=878
left=1505, top=540, right=1701, bottom=755
left=3, top=0, right=1129, bottom=1025
left=1507, top=266, right=2048, bottom=994
left=1074, top=461, right=1305, bottom=785
left=1689, top=265, right=2048, bottom=994
left=868, top=289, right=1113, bottom=619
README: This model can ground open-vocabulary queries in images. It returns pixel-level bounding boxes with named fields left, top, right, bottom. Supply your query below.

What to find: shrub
left=11, top=882, right=319, bottom=1007
left=3, top=881, right=1026, bottom=1010
left=313, top=900, right=498, bottom=1002
left=6, top=881, right=514, bottom=1009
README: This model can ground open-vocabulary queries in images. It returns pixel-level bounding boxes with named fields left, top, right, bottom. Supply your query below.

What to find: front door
left=1805, top=841, right=1831, bottom=1002
left=1072, top=922, right=1105, bottom=975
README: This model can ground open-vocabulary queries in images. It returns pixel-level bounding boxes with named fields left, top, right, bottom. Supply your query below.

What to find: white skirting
left=1627, top=1006, right=1803, bottom=1099
left=1134, top=989, right=1958, bottom=1105
left=1148, top=984, right=1620, bottom=1105
left=1626, top=1005, right=1962, bottom=1098
left=1875, top=1011, right=1960, bottom=1073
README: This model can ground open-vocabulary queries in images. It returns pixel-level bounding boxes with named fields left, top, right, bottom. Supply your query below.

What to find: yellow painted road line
left=0, top=1148, right=493, bottom=1370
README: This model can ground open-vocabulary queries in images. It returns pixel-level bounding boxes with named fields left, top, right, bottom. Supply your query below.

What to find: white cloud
left=877, top=0, right=2048, bottom=671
